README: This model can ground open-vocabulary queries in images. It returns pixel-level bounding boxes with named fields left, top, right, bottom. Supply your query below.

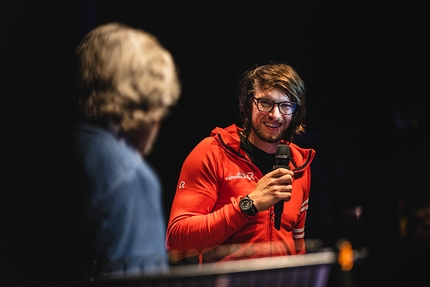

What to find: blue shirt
left=72, top=121, right=168, bottom=279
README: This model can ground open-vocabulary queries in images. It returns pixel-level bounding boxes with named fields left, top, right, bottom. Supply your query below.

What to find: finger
left=271, top=168, right=291, bottom=178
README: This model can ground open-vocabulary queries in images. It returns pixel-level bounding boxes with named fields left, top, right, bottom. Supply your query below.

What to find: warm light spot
left=337, top=239, right=354, bottom=271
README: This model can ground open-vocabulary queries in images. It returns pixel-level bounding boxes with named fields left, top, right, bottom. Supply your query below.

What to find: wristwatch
left=239, top=195, right=259, bottom=216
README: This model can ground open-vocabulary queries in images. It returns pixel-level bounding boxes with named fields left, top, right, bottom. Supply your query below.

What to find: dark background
left=1, top=0, right=428, bottom=286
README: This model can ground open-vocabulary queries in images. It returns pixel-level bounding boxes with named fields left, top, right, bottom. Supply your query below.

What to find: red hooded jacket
left=166, top=124, right=316, bottom=264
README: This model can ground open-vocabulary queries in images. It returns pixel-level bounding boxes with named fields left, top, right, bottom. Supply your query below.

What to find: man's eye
left=260, top=100, right=272, bottom=106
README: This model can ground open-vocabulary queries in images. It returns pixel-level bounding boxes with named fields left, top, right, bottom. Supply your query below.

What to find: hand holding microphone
left=244, top=143, right=293, bottom=229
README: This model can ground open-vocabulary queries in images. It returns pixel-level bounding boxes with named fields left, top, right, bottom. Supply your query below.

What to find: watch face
left=240, top=198, right=252, bottom=210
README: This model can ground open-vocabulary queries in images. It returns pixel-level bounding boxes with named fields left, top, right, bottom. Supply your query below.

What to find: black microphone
left=273, top=144, right=291, bottom=230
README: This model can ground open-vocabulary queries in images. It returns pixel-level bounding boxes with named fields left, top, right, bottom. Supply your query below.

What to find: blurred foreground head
left=76, top=22, right=181, bottom=155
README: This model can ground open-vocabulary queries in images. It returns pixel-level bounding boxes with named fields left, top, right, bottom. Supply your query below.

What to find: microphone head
left=274, top=144, right=290, bottom=170
left=275, top=144, right=290, bottom=159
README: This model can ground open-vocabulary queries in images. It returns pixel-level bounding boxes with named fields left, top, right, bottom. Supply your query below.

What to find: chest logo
left=225, top=172, right=255, bottom=181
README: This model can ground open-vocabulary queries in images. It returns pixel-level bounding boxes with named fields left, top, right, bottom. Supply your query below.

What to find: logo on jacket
left=225, top=172, right=255, bottom=181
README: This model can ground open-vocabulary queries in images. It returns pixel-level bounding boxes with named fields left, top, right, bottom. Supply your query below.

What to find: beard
left=251, top=122, right=286, bottom=143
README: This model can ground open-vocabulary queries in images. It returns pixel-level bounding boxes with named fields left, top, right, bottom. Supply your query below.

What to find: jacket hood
left=211, top=124, right=315, bottom=173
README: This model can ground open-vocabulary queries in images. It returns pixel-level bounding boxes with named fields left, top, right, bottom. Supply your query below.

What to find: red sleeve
left=166, top=138, right=249, bottom=253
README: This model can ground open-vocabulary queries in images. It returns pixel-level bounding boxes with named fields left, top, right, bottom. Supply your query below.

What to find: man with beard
left=166, top=62, right=315, bottom=265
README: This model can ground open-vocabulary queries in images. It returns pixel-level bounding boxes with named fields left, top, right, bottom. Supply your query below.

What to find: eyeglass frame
left=252, top=97, right=297, bottom=115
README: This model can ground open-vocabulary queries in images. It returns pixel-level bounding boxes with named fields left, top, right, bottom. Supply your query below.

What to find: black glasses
left=253, top=97, right=297, bottom=115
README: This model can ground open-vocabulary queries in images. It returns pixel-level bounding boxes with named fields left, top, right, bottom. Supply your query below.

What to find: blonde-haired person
left=72, top=22, right=180, bottom=280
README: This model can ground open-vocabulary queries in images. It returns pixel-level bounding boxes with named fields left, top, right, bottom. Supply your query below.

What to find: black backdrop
left=1, top=1, right=428, bottom=286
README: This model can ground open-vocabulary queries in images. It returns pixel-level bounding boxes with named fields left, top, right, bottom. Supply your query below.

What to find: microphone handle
left=273, top=163, right=290, bottom=230
left=274, top=203, right=283, bottom=230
